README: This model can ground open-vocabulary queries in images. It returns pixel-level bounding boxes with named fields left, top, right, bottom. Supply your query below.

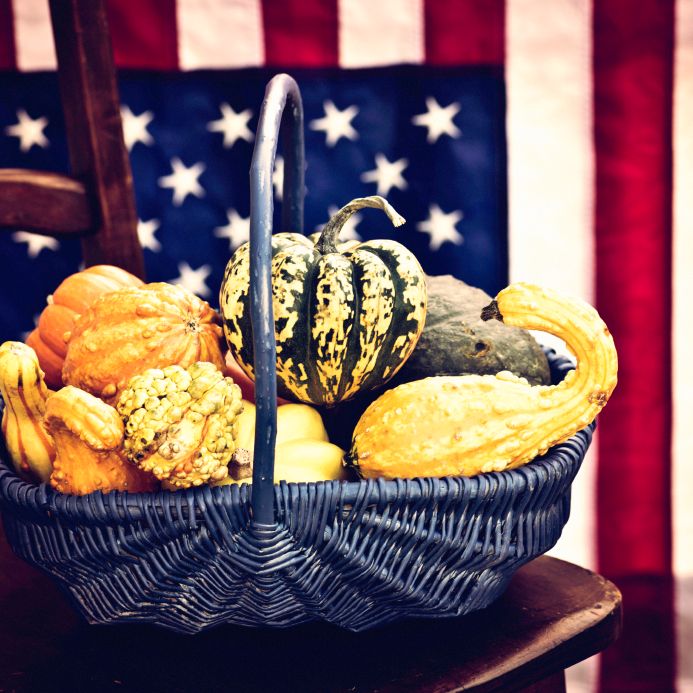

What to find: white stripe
left=177, top=0, right=264, bottom=70
left=506, top=0, right=595, bottom=303
left=338, top=0, right=424, bottom=68
left=674, top=1, right=693, bottom=690
left=12, top=0, right=56, bottom=71
left=506, top=2, right=597, bottom=690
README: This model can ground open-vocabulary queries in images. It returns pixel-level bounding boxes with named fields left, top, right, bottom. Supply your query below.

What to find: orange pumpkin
left=62, top=282, right=226, bottom=404
left=26, top=265, right=144, bottom=388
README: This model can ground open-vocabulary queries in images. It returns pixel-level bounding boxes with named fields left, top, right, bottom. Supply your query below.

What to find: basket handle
left=249, top=74, right=305, bottom=525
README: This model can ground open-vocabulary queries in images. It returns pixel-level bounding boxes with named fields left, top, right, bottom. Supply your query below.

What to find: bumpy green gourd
left=116, top=361, right=243, bottom=489
left=219, top=196, right=427, bottom=406
left=351, top=283, right=618, bottom=478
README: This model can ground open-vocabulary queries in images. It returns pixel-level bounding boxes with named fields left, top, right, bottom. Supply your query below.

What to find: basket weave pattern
left=0, top=379, right=592, bottom=633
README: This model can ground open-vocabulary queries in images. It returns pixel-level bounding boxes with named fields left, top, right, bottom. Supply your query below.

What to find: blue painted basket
left=0, top=75, right=594, bottom=634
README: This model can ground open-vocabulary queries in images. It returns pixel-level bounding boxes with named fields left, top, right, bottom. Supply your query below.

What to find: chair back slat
left=0, top=170, right=92, bottom=235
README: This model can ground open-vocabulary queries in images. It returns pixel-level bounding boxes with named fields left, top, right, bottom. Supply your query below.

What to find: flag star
left=137, top=218, right=161, bottom=252
left=5, top=109, right=49, bottom=152
left=416, top=204, right=464, bottom=251
left=310, top=100, right=359, bottom=147
left=316, top=206, right=362, bottom=242
left=215, top=209, right=250, bottom=250
left=361, top=154, right=408, bottom=196
left=273, top=156, right=284, bottom=200
left=120, top=105, right=154, bottom=151
left=172, top=262, right=212, bottom=298
left=412, top=97, right=462, bottom=143
left=207, top=103, right=254, bottom=148
left=12, top=231, right=59, bottom=258
left=158, top=158, right=205, bottom=206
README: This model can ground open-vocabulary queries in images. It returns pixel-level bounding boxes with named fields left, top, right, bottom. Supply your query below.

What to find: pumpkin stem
left=316, top=196, right=406, bottom=254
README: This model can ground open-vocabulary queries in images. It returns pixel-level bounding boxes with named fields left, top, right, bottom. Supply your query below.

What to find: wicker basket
left=0, top=75, right=594, bottom=634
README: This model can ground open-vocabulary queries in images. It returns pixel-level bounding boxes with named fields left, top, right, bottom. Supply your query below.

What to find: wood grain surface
left=0, top=170, right=92, bottom=235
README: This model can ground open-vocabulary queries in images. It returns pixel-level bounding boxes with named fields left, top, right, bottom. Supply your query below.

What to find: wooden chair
left=0, top=0, right=144, bottom=279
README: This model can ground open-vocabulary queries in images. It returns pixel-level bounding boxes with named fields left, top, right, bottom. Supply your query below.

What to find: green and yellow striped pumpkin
left=219, top=196, right=427, bottom=406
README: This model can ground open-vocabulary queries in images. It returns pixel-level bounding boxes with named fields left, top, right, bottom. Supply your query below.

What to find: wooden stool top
left=0, top=520, right=621, bottom=693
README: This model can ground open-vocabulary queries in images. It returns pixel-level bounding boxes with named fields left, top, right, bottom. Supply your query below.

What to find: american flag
left=0, top=1, right=691, bottom=691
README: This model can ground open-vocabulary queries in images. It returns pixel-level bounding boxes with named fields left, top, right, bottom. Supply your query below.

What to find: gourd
left=25, top=265, right=144, bottom=388
left=391, top=274, right=551, bottom=386
left=117, top=362, right=244, bottom=489
left=351, top=283, right=618, bottom=478
left=62, top=282, right=225, bottom=404
left=220, top=196, right=427, bottom=406
left=235, top=401, right=330, bottom=449
left=223, top=351, right=257, bottom=402
left=218, top=402, right=345, bottom=484
left=0, top=341, right=55, bottom=483
left=45, top=386, right=157, bottom=496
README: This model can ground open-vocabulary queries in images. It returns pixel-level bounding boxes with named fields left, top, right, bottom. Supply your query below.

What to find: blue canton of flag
left=0, top=67, right=507, bottom=343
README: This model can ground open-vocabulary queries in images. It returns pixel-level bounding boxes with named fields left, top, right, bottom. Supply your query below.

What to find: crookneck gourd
left=25, top=265, right=144, bottom=388
left=351, top=283, right=618, bottom=478
left=45, top=386, right=157, bottom=496
left=0, top=341, right=55, bottom=483
left=62, top=282, right=226, bottom=405
left=220, top=196, right=427, bottom=406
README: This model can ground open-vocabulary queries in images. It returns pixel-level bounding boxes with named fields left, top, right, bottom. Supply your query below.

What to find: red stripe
left=105, top=0, right=178, bottom=70
left=599, top=576, right=676, bottom=693
left=424, top=0, right=504, bottom=66
left=262, top=0, right=338, bottom=68
left=0, top=0, right=16, bottom=70
left=593, top=0, right=675, bottom=689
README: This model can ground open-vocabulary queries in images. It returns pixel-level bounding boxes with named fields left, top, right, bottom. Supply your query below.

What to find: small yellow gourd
left=45, top=386, right=158, bottom=496
left=351, top=283, right=618, bottom=478
left=217, top=402, right=345, bottom=485
left=0, top=341, right=55, bottom=483
left=235, top=401, right=330, bottom=449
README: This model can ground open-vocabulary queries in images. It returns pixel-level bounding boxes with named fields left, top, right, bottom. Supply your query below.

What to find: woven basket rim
left=0, top=348, right=591, bottom=524
left=0, top=425, right=594, bottom=524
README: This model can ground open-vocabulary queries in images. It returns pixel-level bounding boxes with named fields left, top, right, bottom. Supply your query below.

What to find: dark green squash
left=390, top=274, right=551, bottom=387
left=219, top=196, right=427, bottom=406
